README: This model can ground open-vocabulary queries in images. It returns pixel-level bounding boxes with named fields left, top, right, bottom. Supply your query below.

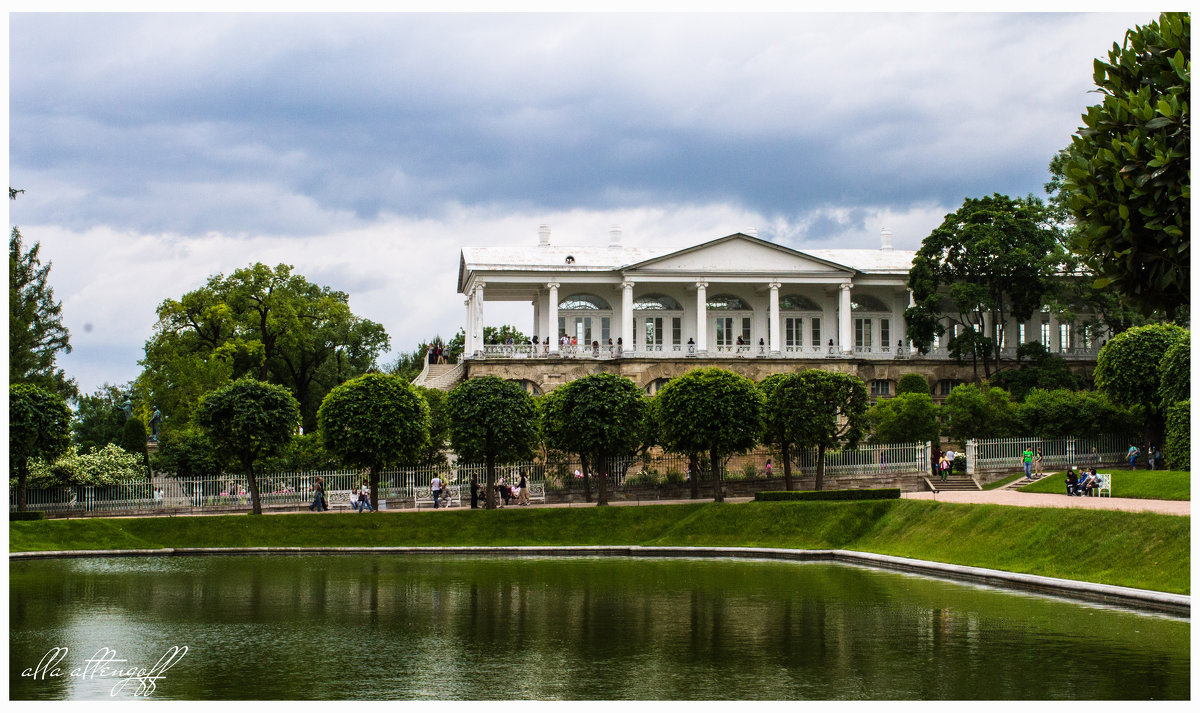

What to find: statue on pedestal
left=149, top=407, right=162, bottom=442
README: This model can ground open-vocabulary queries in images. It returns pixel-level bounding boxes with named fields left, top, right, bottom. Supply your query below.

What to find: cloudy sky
left=9, top=10, right=1157, bottom=395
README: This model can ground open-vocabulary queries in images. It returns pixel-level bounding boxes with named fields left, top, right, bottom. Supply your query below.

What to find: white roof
left=803, top=249, right=917, bottom=273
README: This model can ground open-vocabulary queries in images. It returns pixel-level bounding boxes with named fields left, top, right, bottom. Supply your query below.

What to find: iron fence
left=966, top=433, right=1137, bottom=474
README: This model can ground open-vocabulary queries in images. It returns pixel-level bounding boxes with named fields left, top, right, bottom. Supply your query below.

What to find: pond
left=9, top=555, right=1190, bottom=700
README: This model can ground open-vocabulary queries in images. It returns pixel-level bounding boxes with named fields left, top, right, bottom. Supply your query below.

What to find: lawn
left=10, top=499, right=1191, bottom=594
left=1018, top=469, right=1191, bottom=501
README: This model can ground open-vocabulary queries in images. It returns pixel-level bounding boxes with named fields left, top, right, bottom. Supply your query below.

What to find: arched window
left=632, top=294, right=683, bottom=310
left=707, top=294, right=751, bottom=310
left=509, top=379, right=543, bottom=396
left=559, top=294, right=611, bottom=310
left=851, top=294, right=890, bottom=312
left=780, top=294, right=821, bottom=311
left=644, top=377, right=671, bottom=396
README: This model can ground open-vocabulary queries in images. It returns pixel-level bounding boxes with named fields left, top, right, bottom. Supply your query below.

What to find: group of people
left=493, top=472, right=530, bottom=507
left=1065, top=466, right=1103, bottom=496
left=307, top=478, right=376, bottom=512
left=426, top=342, right=449, bottom=364
left=1126, top=442, right=1162, bottom=470
left=930, top=446, right=959, bottom=481
left=1021, top=447, right=1045, bottom=480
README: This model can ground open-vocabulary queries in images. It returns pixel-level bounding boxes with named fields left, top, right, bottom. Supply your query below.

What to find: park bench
left=1094, top=473, right=1111, bottom=497
left=415, top=485, right=462, bottom=510
left=526, top=483, right=546, bottom=504
left=325, top=490, right=355, bottom=511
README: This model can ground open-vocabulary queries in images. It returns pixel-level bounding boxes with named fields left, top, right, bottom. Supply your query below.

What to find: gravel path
left=902, top=488, right=1189, bottom=516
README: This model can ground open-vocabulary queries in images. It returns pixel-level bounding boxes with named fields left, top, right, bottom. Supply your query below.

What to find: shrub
left=1157, top=335, right=1190, bottom=411
left=942, top=384, right=1016, bottom=441
left=953, top=455, right=966, bottom=472
left=10, top=511, right=46, bottom=521
left=868, top=392, right=940, bottom=444
left=622, top=472, right=660, bottom=487
left=1165, top=400, right=1189, bottom=471
left=755, top=488, right=901, bottom=502
left=14, top=444, right=146, bottom=488
left=664, top=468, right=685, bottom=484
left=896, top=373, right=931, bottom=396
left=741, top=463, right=759, bottom=479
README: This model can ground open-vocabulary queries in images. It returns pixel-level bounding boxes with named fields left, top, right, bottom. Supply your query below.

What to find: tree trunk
left=815, top=444, right=826, bottom=491
left=369, top=463, right=380, bottom=510
left=581, top=453, right=592, bottom=503
left=782, top=442, right=793, bottom=491
left=17, top=465, right=28, bottom=512
left=485, top=453, right=497, bottom=509
left=596, top=452, right=609, bottom=506
left=688, top=453, right=700, bottom=499
left=711, top=448, right=723, bottom=503
left=246, top=459, right=262, bottom=515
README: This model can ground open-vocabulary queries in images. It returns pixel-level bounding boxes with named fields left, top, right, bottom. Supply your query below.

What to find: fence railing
left=965, top=433, right=1136, bottom=474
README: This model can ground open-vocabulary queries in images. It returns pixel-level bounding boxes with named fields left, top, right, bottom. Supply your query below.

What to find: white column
left=1047, top=312, right=1059, bottom=353
left=473, top=282, right=485, bottom=356
left=621, top=280, right=635, bottom=353
left=546, top=282, right=559, bottom=354
left=532, top=296, right=541, bottom=344
left=464, top=298, right=473, bottom=356
left=902, top=289, right=915, bottom=352
left=838, top=283, right=853, bottom=353
left=695, top=281, right=708, bottom=354
left=768, top=281, right=781, bottom=355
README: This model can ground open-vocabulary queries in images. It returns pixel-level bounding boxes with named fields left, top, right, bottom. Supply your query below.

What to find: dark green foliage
left=1165, top=400, right=1189, bottom=471
left=654, top=368, right=764, bottom=502
left=905, top=193, right=1062, bottom=378
left=119, top=418, right=150, bottom=477
left=256, top=432, right=340, bottom=473
left=154, top=427, right=221, bottom=480
left=990, top=342, right=1082, bottom=401
left=941, top=383, right=1016, bottom=442
left=1059, top=13, right=1190, bottom=320
left=71, top=384, right=127, bottom=453
left=1016, top=388, right=1141, bottom=439
left=1094, top=323, right=1188, bottom=441
left=895, top=373, right=932, bottom=396
left=195, top=377, right=301, bottom=514
left=9, top=383, right=72, bottom=510
left=318, top=373, right=430, bottom=509
left=758, top=373, right=802, bottom=490
left=867, top=393, right=940, bottom=444
left=10, top=511, right=46, bottom=521
left=759, top=369, right=867, bottom=491
left=540, top=373, right=650, bottom=506
left=9, top=227, right=76, bottom=399
left=446, top=376, right=538, bottom=508
left=755, top=488, right=901, bottom=502
left=1157, top=333, right=1190, bottom=411
left=413, top=386, right=450, bottom=466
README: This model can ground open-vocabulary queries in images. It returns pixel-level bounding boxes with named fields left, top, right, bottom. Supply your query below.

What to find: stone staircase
left=924, top=474, right=982, bottom=492
left=412, top=361, right=466, bottom=391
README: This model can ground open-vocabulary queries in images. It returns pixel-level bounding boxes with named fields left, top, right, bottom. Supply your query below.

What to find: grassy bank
left=11, top=500, right=1190, bottom=594
left=1018, top=469, right=1191, bottom=500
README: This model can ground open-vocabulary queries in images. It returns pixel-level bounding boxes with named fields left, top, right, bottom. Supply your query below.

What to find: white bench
left=415, top=485, right=461, bottom=510
left=1095, top=473, right=1112, bottom=497
left=526, top=483, right=546, bottom=504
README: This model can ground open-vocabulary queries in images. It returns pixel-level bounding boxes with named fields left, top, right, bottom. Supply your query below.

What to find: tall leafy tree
left=867, top=392, right=940, bottom=445
left=540, top=374, right=649, bottom=506
left=195, top=377, right=300, bottom=515
left=10, top=383, right=72, bottom=510
left=775, top=370, right=868, bottom=491
left=1093, top=322, right=1187, bottom=444
left=1058, top=12, right=1190, bottom=320
left=318, top=373, right=430, bottom=510
left=1157, top=333, right=1190, bottom=411
left=9, top=226, right=76, bottom=398
left=412, top=386, right=450, bottom=466
left=446, top=376, right=537, bottom=509
left=72, top=383, right=128, bottom=453
left=138, top=263, right=389, bottom=434
left=905, top=194, right=1062, bottom=379
left=941, top=383, right=1017, bottom=443
left=759, top=373, right=804, bottom=491
left=654, top=367, right=763, bottom=502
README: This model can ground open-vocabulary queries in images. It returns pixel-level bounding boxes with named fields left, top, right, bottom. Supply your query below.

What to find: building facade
left=452, top=226, right=1102, bottom=397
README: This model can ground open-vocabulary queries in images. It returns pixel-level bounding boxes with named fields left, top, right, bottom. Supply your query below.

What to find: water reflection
left=10, top=555, right=1190, bottom=700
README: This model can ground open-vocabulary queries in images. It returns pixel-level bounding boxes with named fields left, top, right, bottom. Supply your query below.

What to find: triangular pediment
left=622, top=233, right=854, bottom=274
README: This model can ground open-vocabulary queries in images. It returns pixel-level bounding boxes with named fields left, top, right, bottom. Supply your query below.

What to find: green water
left=9, top=555, right=1189, bottom=700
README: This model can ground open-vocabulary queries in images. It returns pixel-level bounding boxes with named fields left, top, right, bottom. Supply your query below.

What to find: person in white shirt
left=944, top=449, right=956, bottom=475
left=356, top=482, right=374, bottom=512
left=431, top=475, right=444, bottom=509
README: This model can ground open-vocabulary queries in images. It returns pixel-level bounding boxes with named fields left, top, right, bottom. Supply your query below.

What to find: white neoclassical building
left=451, top=225, right=1103, bottom=397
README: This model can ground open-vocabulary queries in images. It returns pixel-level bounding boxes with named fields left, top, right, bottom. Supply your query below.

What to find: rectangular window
left=786, top=317, right=802, bottom=348
left=602, top=317, right=611, bottom=342
left=855, top=318, right=873, bottom=349
left=871, top=380, right=891, bottom=396
left=811, top=318, right=821, bottom=348
left=741, top=317, right=751, bottom=343
left=1060, top=323, right=1071, bottom=351
left=1040, top=321, right=1050, bottom=347
left=672, top=317, right=681, bottom=346
left=880, top=319, right=890, bottom=348
left=1018, top=322, right=1026, bottom=345
left=716, top=317, right=734, bottom=347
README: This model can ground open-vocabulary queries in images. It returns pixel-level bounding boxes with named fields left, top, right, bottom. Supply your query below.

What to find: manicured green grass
left=982, top=472, right=1026, bottom=490
left=10, top=500, right=1191, bottom=594
left=1019, top=469, right=1191, bottom=501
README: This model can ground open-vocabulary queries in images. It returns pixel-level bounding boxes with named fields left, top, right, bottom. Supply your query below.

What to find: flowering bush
left=19, top=444, right=145, bottom=487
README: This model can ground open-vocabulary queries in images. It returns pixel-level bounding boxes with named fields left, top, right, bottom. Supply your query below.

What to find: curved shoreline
left=10, top=545, right=1189, bottom=617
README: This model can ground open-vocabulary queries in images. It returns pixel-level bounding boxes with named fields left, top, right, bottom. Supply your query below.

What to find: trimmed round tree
left=10, top=383, right=72, bottom=511
left=759, top=373, right=805, bottom=491
left=896, top=373, right=932, bottom=396
left=1094, top=323, right=1188, bottom=444
left=543, top=373, right=649, bottom=506
left=195, top=377, right=300, bottom=515
left=446, top=376, right=537, bottom=509
left=318, top=373, right=430, bottom=510
left=119, top=417, right=151, bottom=480
left=1157, top=332, right=1190, bottom=412
left=867, top=392, right=940, bottom=445
left=654, top=367, right=763, bottom=502
left=776, top=370, right=869, bottom=491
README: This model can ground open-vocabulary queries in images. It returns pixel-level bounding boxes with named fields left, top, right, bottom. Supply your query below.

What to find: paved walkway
left=902, top=488, right=1190, bottom=516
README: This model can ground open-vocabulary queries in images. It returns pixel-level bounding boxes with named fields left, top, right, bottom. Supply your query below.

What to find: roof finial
left=609, top=224, right=623, bottom=247
left=880, top=226, right=893, bottom=251
left=538, top=224, right=551, bottom=246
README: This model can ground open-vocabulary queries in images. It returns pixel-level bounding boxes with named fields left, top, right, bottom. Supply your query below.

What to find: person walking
left=431, top=474, right=443, bottom=509
left=938, top=454, right=950, bottom=481
left=944, top=447, right=956, bottom=475
left=517, top=471, right=530, bottom=506
left=1033, top=447, right=1044, bottom=477
left=309, top=477, right=327, bottom=511
left=1147, top=443, right=1157, bottom=471
left=1126, top=443, right=1140, bottom=470
left=1022, top=446, right=1034, bottom=480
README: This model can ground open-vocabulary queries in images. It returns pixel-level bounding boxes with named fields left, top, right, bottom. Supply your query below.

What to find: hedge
left=10, top=511, right=47, bottom=521
left=1165, top=400, right=1189, bottom=471
left=755, top=488, right=902, bottom=502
